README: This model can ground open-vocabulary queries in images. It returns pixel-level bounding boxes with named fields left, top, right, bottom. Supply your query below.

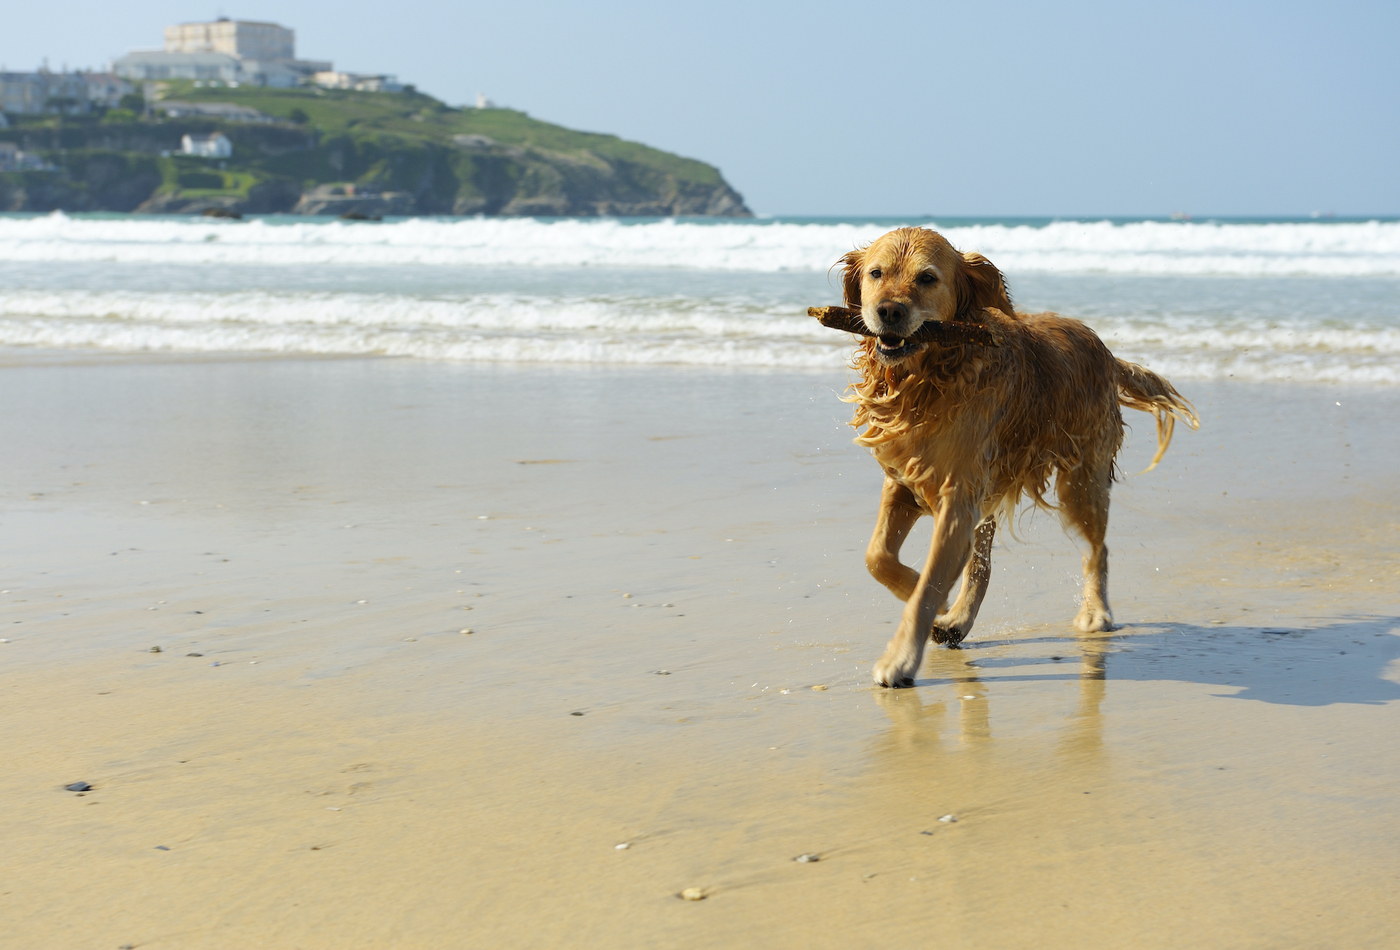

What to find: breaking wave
left=1, top=214, right=1398, bottom=276
left=2, top=288, right=1397, bottom=384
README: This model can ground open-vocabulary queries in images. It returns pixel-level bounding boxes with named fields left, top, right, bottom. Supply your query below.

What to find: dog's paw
left=1073, top=603, right=1114, bottom=633
left=872, top=640, right=923, bottom=688
left=931, top=612, right=972, bottom=646
left=872, top=665, right=916, bottom=689
left=930, top=623, right=967, bottom=646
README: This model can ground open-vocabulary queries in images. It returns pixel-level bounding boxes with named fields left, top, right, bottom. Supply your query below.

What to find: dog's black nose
left=875, top=300, right=908, bottom=322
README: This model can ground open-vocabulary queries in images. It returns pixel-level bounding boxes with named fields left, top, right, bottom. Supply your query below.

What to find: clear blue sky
left=5, top=0, right=1397, bottom=216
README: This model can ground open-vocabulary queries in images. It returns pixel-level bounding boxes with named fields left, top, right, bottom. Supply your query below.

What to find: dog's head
left=839, top=227, right=1012, bottom=365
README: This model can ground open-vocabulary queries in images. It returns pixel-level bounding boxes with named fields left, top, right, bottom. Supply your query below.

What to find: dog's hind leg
left=866, top=476, right=924, bottom=602
left=1057, top=462, right=1114, bottom=632
left=933, top=517, right=995, bottom=645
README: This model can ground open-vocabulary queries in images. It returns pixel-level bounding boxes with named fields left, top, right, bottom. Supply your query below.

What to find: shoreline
left=3, top=344, right=1400, bottom=390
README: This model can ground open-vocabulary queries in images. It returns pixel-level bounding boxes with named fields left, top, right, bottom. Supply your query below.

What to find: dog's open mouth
left=876, top=334, right=922, bottom=360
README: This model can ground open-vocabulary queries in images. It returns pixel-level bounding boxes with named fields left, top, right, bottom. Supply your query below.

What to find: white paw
left=1074, top=603, right=1114, bottom=632
left=872, top=637, right=924, bottom=688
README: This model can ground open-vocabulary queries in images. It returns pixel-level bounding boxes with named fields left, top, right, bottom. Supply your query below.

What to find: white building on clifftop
left=180, top=132, right=233, bottom=158
left=164, top=20, right=295, bottom=60
left=312, top=70, right=402, bottom=92
left=113, top=18, right=330, bottom=88
left=0, top=69, right=132, bottom=115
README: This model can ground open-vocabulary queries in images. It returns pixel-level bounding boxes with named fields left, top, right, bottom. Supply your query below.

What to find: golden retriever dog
left=835, top=227, right=1197, bottom=687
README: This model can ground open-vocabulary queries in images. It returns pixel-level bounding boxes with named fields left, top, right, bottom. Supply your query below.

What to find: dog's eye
left=868, top=268, right=882, bottom=279
left=917, top=273, right=938, bottom=285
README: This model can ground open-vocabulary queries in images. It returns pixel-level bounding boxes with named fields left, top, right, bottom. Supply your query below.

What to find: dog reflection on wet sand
left=873, top=635, right=1109, bottom=754
left=835, top=228, right=1197, bottom=687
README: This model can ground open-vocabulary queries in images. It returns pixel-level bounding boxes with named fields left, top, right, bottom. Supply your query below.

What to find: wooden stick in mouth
left=807, top=306, right=1003, bottom=348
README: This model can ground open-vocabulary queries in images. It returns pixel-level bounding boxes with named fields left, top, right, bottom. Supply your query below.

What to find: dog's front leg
left=872, top=482, right=978, bottom=688
left=865, top=476, right=923, bottom=601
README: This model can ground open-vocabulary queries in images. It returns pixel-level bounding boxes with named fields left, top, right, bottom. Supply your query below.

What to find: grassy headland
left=0, top=84, right=750, bottom=217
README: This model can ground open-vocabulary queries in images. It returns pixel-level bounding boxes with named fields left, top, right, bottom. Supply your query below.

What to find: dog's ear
left=956, top=252, right=1013, bottom=319
left=839, top=249, right=865, bottom=309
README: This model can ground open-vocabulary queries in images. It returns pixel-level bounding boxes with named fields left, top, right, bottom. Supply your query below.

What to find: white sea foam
left=0, top=290, right=848, bottom=369
left=2, top=214, right=1399, bottom=276
left=2, top=288, right=1397, bottom=384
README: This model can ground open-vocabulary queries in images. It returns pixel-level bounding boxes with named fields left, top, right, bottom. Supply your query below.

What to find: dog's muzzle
left=870, top=300, right=923, bottom=360
left=875, top=334, right=924, bottom=360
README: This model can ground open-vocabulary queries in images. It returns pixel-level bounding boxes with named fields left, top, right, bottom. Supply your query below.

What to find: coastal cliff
left=0, top=85, right=751, bottom=217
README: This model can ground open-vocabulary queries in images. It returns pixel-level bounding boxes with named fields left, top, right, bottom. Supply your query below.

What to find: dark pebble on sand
left=148, top=646, right=162, bottom=653
left=187, top=652, right=203, bottom=657
left=571, top=711, right=584, bottom=716
left=65, top=781, right=92, bottom=792
left=155, top=845, right=169, bottom=851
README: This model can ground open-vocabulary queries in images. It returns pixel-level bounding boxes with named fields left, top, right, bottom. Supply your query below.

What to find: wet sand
left=3, top=355, right=1398, bottom=948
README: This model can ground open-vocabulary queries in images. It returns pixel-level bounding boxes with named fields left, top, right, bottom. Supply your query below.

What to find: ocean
left=1, top=213, right=1397, bottom=384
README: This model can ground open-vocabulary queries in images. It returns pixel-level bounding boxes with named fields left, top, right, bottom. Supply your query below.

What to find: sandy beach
left=3, top=353, right=1397, bottom=948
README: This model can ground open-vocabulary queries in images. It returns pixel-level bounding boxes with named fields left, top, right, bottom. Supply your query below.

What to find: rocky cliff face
left=132, top=178, right=303, bottom=215
left=0, top=107, right=752, bottom=218
left=0, top=151, right=162, bottom=213
left=440, top=136, right=749, bottom=217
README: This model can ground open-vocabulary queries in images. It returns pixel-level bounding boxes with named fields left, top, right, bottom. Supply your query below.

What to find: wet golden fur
left=838, top=228, right=1197, bottom=687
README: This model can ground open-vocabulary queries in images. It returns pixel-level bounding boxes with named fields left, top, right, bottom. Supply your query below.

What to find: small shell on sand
left=460, top=628, right=473, bottom=634
left=680, top=887, right=706, bottom=901
left=615, top=842, right=630, bottom=850
left=794, top=853, right=819, bottom=863
left=622, top=593, right=632, bottom=599
left=811, top=684, right=827, bottom=691
left=938, top=814, right=957, bottom=823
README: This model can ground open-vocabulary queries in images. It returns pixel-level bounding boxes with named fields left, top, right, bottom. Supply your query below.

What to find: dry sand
left=3, top=355, right=1398, bottom=948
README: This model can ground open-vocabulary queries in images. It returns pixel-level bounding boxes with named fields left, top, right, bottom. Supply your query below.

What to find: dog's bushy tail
left=1116, top=359, right=1199, bottom=472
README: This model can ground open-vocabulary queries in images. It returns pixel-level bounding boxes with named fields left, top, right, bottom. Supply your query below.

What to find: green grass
left=166, top=83, right=722, bottom=185
left=157, top=156, right=261, bottom=197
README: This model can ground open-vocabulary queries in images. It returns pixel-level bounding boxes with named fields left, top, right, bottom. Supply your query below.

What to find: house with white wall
left=180, top=132, right=233, bottom=158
